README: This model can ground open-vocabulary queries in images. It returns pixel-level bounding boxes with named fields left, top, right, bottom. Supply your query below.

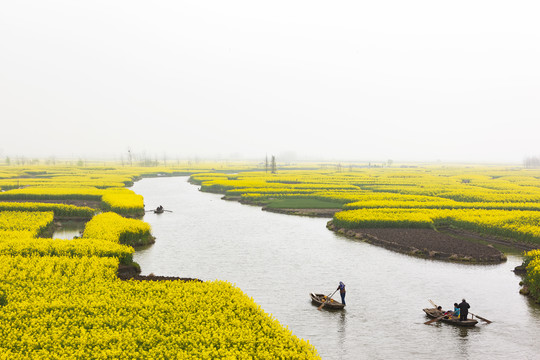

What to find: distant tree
left=524, top=156, right=540, bottom=168
left=77, top=158, right=84, bottom=167
left=265, top=154, right=269, bottom=174
left=45, top=156, right=56, bottom=166
left=16, top=156, right=26, bottom=165
left=5, top=156, right=10, bottom=165
left=271, top=155, right=277, bottom=174
left=138, top=156, right=158, bottom=167
left=387, top=159, right=393, bottom=167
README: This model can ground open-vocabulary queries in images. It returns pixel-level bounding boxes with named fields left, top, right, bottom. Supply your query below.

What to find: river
left=132, top=176, right=540, bottom=360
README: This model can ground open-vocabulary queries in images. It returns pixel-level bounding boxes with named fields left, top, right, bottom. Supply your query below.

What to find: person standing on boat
left=458, top=299, right=470, bottom=321
left=337, top=281, right=346, bottom=305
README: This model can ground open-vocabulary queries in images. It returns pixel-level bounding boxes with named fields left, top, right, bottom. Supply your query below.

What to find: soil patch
left=439, top=227, right=538, bottom=252
left=229, top=196, right=341, bottom=217
left=327, top=221, right=507, bottom=263
left=117, top=264, right=201, bottom=282
left=121, top=274, right=202, bottom=282
left=262, top=207, right=341, bottom=217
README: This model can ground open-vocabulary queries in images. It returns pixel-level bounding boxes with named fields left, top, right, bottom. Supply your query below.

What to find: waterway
left=52, top=220, right=85, bottom=239
left=132, top=177, right=540, bottom=360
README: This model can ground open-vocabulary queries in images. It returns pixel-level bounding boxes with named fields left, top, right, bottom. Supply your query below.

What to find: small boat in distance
left=154, top=205, right=164, bottom=214
left=423, top=307, right=478, bottom=327
left=310, top=293, right=345, bottom=310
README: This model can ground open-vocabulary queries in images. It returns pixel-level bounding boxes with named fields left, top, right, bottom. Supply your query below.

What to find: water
left=132, top=177, right=540, bottom=360
left=52, top=220, right=85, bottom=239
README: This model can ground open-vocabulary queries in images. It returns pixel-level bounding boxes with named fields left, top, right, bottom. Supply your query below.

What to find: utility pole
left=127, top=148, right=133, bottom=166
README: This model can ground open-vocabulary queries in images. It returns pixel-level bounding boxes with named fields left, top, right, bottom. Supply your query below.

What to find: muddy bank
left=327, top=221, right=507, bottom=263
left=126, top=236, right=156, bottom=247
left=224, top=195, right=341, bottom=217
left=117, top=264, right=201, bottom=282
left=121, top=274, right=202, bottom=282
left=262, top=207, right=341, bottom=217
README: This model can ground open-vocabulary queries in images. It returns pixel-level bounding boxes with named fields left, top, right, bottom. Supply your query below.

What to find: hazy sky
left=1, top=1, right=539, bottom=163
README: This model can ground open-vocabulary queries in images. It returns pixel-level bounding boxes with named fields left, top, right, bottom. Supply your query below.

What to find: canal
left=132, top=176, right=540, bottom=360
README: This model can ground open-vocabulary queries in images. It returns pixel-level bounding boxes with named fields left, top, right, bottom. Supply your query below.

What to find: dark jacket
left=458, top=300, right=470, bottom=314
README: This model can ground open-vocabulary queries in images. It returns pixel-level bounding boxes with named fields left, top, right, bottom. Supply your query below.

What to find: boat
left=154, top=207, right=164, bottom=214
left=310, top=293, right=345, bottom=310
left=423, top=308, right=478, bottom=327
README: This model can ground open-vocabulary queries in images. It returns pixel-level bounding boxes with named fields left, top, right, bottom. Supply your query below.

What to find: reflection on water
left=52, top=220, right=86, bottom=239
left=132, top=177, right=540, bottom=360
left=337, top=311, right=347, bottom=357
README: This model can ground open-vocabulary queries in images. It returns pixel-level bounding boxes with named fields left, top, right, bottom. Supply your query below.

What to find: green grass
left=264, top=198, right=344, bottom=209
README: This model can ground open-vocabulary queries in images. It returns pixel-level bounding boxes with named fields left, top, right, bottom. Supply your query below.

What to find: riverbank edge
left=516, top=274, right=540, bottom=303
left=117, top=263, right=202, bottom=282
left=261, top=206, right=340, bottom=217
left=221, top=194, right=342, bottom=217
left=514, top=262, right=540, bottom=304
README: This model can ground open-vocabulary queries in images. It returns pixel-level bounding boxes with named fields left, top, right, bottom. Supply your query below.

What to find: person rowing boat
left=457, top=299, right=470, bottom=321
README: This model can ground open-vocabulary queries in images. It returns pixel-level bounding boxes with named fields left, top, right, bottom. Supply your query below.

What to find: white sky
left=0, top=1, right=539, bottom=163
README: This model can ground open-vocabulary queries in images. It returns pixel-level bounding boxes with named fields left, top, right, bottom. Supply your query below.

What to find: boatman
left=458, top=299, right=470, bottom=321
left=337, top=281, right=346, bottom=305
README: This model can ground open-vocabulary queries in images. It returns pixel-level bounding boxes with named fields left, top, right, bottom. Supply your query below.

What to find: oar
left=318, top=289, right=338, bottom=311
left=470, top=312, right=492, bottom=324
left=424, top=300, right=443, bottom=324
left=424, top=315, right=444, bottom=325
left=163, top=210, right=173, bottom=212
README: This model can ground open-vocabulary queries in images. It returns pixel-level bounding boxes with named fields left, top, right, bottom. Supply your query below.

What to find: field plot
left=0, top=164, right=320, bottom=359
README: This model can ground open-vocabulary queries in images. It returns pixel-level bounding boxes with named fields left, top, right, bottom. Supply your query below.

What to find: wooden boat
left=423, top=308, right=478, bottom=327
left=154, top=208, right=164, bottom=214
left=310, top=293, right=345, bottom=310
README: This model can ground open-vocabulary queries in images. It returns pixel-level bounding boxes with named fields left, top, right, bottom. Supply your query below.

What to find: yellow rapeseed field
left=2, top=162, right=540, bottom=355
left=0, top=164, right=321, bottom=359
left=523, top=250, right=540, bottom=303
left=82, top=212, right=153, bottom=246
left=0, top=256, right=319, bottom=359
left=193, top=167, right=540, bottom=243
